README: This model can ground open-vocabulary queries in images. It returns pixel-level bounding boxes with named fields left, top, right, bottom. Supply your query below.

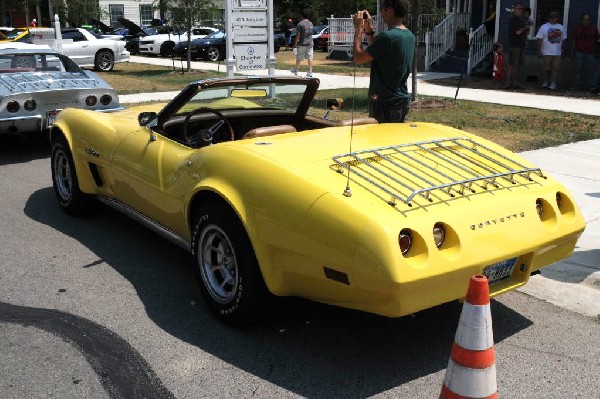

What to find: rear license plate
left=482, top=257, right=517, bottom=284
left=46, top=110, right=61, bottom=128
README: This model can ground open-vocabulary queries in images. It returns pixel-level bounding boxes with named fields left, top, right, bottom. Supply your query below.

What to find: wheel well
left=162, top=41, right=174, bottom=47
left=49, top=126, right=67, bottom=146
left=188, top=190, right=231, bottom=232
left=96, top=48, right=114, bottom=57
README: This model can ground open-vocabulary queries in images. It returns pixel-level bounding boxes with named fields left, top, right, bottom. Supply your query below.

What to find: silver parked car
left=0, top=44, right=123, bottom=139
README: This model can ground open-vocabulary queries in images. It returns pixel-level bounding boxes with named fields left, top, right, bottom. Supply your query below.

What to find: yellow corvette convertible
left=49, top=76, right=585, bottom=324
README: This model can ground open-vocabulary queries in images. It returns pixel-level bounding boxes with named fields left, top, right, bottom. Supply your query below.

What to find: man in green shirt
left=353, top=0, right=415, bottom=123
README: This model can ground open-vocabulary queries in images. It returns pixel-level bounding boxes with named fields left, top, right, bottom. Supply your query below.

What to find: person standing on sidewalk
left=506, top=3, right=530, bottom=89
left=352, top=0, right=415, bottom=123
left=571, top=14, right=599, bottom=90
left=290, top=13, right=314, bottom=78
left=536, top=11, right=566, bottom=90
left=282, top=18, right=294, bottom=51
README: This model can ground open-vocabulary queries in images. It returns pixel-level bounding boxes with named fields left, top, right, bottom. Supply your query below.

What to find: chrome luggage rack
left=332, top=137, right=545, bottom=207
left=0, top=73, right=99, bottom=92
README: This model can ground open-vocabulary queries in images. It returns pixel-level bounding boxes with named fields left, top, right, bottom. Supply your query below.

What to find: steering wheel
left=182, top=107, right=235, bottom=147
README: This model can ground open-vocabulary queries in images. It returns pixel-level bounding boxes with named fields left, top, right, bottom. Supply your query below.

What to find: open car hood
left=117, top=17, right=145, bottom=36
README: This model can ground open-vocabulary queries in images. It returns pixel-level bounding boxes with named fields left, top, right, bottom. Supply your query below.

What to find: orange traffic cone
left=439, top=275, right=498, bottom=399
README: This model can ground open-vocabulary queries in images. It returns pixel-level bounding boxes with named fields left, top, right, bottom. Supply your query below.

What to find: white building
left=97, top=0, right=226, bottom=28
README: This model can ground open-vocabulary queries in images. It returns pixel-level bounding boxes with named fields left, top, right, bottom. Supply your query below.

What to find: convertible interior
left=150, top=77, right=378, bottom=148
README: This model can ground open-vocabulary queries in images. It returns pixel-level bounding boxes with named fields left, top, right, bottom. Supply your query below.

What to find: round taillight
left=24, top=99, right=36, bottom=111
left=556, top=192, right=562, bottom=210
left=100, top=94, right=112, bottom=105
left=398, top=228, right=412, bottom=255
left=7, top=100, right=19, bottom=113
left=433, top=222, right=446, bottom=248
left=85, top=95, right=97, bottom=106
left=536, top=199, right=543, bottom=217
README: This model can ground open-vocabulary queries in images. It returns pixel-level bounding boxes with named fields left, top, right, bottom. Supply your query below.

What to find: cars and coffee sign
left=228, top=0, right=269, bottom=72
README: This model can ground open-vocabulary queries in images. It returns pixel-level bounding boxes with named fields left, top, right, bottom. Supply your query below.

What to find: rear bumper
left=351, top=229, right=583, bottom=318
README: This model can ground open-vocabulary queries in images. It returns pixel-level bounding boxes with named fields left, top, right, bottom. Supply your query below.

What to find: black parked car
left=173, top=31, right=280, bottom=61
left=117, top=17, right=164, bottom=55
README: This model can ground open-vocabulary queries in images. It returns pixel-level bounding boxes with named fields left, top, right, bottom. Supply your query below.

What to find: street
left=0, top=138, right=598, bottom=398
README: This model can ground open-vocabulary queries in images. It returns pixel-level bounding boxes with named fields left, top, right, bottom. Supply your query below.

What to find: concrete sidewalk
left=120, top=56, right=599, bottom=317
left=122, top=56, right=600, bottom=117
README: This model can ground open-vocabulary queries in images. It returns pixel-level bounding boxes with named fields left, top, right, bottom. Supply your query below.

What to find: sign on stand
left=225, top=0, right=275, bottom=77
left=233, top=44, right=267, bottom=71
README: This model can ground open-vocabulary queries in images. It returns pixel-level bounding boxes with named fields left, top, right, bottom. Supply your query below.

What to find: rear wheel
left=94, top=50, right=114, bottom=71
left=192, top=202, right=269, bottom=324
left=206, top=46, right=221, bottom=62
left=160, top=41, right=175, bottom=57
left=51, top=138, right=93, bottom=215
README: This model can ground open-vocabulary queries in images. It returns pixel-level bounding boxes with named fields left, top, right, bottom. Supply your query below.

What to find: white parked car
left=59, top=28, right=130, bottom=71
left=139, top=27, right=218, bottom=57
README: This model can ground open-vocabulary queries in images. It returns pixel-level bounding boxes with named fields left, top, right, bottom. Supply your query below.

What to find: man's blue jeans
left=574, top=52, right=596, bottom=88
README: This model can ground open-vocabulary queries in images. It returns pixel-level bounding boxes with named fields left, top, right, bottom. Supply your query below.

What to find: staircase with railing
left=327, top=12, right=492, bottom=76
left=424, top=12, right=472, bottom=72
left=467, top=24, right=494, bottom=76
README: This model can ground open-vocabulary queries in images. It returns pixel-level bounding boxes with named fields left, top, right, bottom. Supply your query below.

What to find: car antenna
left=343, top=7, right=361, bottom=198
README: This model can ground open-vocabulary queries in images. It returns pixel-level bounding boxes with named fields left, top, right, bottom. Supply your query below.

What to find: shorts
left=508, top=47, right=525, bottom=66
left=369, top=97, right=410, bottom=123
left=296, top=45, right=313, bottom=60
left=542, top=55, right=561, bottom=71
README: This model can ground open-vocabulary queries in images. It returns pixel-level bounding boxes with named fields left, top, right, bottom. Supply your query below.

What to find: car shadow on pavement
left=0, top=136, right=50, bottom=166
left=25, top=187, right=533, bottom=397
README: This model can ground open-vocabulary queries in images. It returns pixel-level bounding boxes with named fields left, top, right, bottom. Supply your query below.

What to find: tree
left=164, top=0, right=219, bottom=71
left=62, top=0, right=104, bottom=27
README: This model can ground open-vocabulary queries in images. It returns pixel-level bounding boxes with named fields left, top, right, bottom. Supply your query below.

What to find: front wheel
left=94, top=50, right=114, bottom=71
left=51, top=138, right=93, bottom=215
left=192, top=202, right=269, bottom=324
left=206, top=46, right=221, bottom=62
left=160, top=41, right=175, bottom=57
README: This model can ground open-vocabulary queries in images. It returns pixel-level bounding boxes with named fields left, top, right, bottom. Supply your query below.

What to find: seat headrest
left=242, top=125, right=297, bottom=139
left=337, top=117, right=379, bottom=126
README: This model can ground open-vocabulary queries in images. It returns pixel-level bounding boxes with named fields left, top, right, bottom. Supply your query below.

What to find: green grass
left=103, top=63, right=600, bottom=152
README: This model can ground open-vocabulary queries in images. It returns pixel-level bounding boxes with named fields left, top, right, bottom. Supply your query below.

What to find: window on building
left=140, top=4, right=154, bottom=26
left=533, top=0, right=566, bottom=33
left=109, top=4, right=124, bottom=28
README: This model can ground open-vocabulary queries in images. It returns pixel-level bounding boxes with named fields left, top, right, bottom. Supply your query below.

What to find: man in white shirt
left=536, top=11, right=566, bottom=90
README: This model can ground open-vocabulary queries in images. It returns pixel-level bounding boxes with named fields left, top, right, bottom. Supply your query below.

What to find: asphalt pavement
left=122, top=55, right=600, bottom=318
left=1, top=55, right=597, bottom=399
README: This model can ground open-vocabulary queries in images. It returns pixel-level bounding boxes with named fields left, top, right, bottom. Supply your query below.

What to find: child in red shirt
left=492, top=42, right=505, bottom=86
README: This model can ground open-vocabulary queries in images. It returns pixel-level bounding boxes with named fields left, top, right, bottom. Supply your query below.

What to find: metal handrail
left=424, top=12, right=455, bottom=70
left=467, top=24, right=494, bottom=76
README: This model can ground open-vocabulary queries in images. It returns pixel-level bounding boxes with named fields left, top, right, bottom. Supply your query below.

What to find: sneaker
left=306, top=72, right=313, bottom=78
left=549, top=82, right=557, bottom=90
left=290, top=68, right=298, bottom=76
left=542, top=81, right=549, bottom=89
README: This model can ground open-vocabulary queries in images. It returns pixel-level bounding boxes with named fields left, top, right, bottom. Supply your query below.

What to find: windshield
left=0, top=52, right=72, bottom=73
left=4, top=29, right=29, bottom=41
left=205, top=31, right=225, bottom=39
left=177, top=80, right=310, bottom=115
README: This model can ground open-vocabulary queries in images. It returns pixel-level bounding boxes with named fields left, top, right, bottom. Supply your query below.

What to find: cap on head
left=549, top=11, right=559, bottom=19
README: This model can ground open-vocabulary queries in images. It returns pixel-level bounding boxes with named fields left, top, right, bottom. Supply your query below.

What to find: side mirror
left=139, top=112, right=158, bottom=141
left=138, top=111, right=158, bottom=127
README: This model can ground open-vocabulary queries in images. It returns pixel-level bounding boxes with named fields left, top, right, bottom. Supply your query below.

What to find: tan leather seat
left=337, top=117, right=379, bottom=126
left=242, top=125, right=297, bottom=139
